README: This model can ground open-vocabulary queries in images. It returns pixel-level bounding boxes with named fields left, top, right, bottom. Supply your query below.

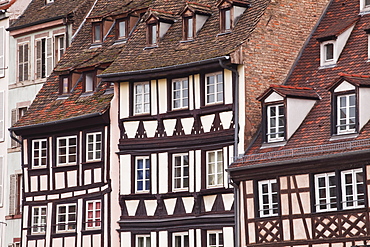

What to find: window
left=0, top=27, right=4, bottom=77
left=136, top=235, right=151, bottom=247
left=45, top=0, right=54, bottom=3
left=148, top=23, right=157, bottom=46
left=173, top=154, right=189, bottom=191
left=336, top=94, right=356, bottom=134
left=32, top=139, right=47, bottom=168
left=266, top=104, right=285, bottom=142
left=56, top=35, right=65, bottom=61
left=314, top=168, right=365, bottom=211
left=206, top=72, right=223, bottom=105
left=57, top=136, right=77, bottom=166
left=84, top=72, right=95, bottom=92
left=208, top=231, right=223, bottom=247
left=31, top=206, right=47, bottom=234
left=134, top=82, right=150, bottom=115
left=172, top=78, right=189, bottom=110
left=314, top=172, right=337, bottom=212
left=324, top=43, right=334, bottom=61
left=86, top=132, right=102, bottom=162
left=136, top=157, right=150, bottom=193
left=9, top=173, right=22, bottom=215
left=117, top=19, right=127, bottom=39
left=35, top=37, right=53, bottom=79
left=11, top=107, right=27, bottom=148
left=341, top=168, right=365, bottom=209
left=258, top=179, right=278, bottom=217
left=93, top=23, right=102, bottom=43
left=56, top=204, right=77, bottom=232
left=183, top=16, right=194, bottom=40
left=361, top=0, right=370, bottom=11
left=18, top=42, right=29, bottom=82
left=173, top=232, right=189, bottom=247
left=220, top=8, right=232, bottom=32
left=207, top=150, right=223, bottom=188
left=60, top=76, right=70, bottom=94
left=86, top=200, right=101, bottom=229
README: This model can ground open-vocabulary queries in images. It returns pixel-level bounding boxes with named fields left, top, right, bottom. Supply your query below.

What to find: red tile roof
left=257, top=85, right=319, bottom=101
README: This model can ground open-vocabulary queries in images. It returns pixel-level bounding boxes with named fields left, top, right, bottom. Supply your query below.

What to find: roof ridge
left=271, top=84, right=314, bottom=90
left=339, top=73, right=370, bottom=78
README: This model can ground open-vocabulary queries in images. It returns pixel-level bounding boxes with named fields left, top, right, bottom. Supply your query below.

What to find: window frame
left=266, top=104, right=285, bottom=143
left=31, top=138, right=48, bottom=169
left=133, top=81, right=150, bottom=115
left=320, top=40, right=336, bottom=67
left=135, top=156, right=151, bottom=193
left=147, top=22, right=158, bottom=46
left=35, top=37, right=53, bottom=79
left=116, top=19, right=128, bottom=40
left=56, top=203, right=77, bottom=233
left=59, top=75, right=71, bottom=95
left=56, top=135, right=78, bottom=166
left=136, top=234, right=151, bottom=247
left=172, top=78, right=189, bottom=110
left=183, top=15, right=195, bottom=40
left=31, top=206, right=47, bottom=234
left=86, top=132, right=102, bottom=162
left=205, top=72, right=224, bottom=105
left=85, top=200, right=102, bottom=230
left=206, top=149, right=224, bottom=189
left=207, top=230, right=224, bottom=247
left=314, top=172, right=337, bottom=212
left=361, top=0, right=370, bottom=12
left=341, top=168, right=365, bottom=209
left=17, top=42, right=29, bottom=82
left=335, top=93, right=356, bottom=135
left=172, top=153, right=189, bottom=192
left=55, top=34, right=65, bottom=61
left=258, top=179, right=279, bottom=218
left=92, top=22, right=103, bottom=43
left=84, top=71, right=96, bottom=93
left=220, top=7, right=232, bottom=33
left=173, top=232, right=189, bottom=247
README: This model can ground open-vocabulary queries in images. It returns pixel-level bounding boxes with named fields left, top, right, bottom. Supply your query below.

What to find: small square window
left=56, top=204, right=77, bottom=232
left=258, top=179, right=279, bottom=217
left=207, top=231, right=223, bottom=247
left=86, top=132, right=102, bottom=162
left=206, top=150, right=223, bottom=188
left=57, top=136, right=77, bottom=166
left=320, top=41, right=336, bottom=67
left=266, top=104, right=285, bottom=142
left=134, top=82, right=150, bottom=115
left=31, top=206, right=47, bottom=234
left=60, top=76, right=70, bottom=94
left=184, top=16, right=194, bottom=40
left=206, top=72, right=223, bottom=105
left=221, top=8, right=232, bottom=32
left=86, top=200, right=101, bottom=229
left=85, top=72, right=95, bottom=92
left=336, top=94, right=356, bottom=134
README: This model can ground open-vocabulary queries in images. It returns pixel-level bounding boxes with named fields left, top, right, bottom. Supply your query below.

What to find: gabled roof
left=145, top=8, right=176, bottom=23
left=101, top=0, right=263, bottom=77
left=257, top=85, right=319, bottom=101
left=8, top=0, right=95, bottom=31
left=229, top=0, right=370, bottom=173
left=316, top=17, right=358, bottom=41
left=179, top=2, right=212, bottom=16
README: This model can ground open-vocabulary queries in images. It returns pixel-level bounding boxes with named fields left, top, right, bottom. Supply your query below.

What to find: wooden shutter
left=11, top=109, right=17, bottom=148
left=46, top=37, right=53, bottom=76
left=35, top=40, right=41, bottom=79
left=18, top=44, right=23, bottom=82
left=24, top=43, right=29, bottom=81
left=0, top=91, right=4, bottom=142
left=0, top=27, right=4, bottom=77
left=9, top=174, right=17, bottom=215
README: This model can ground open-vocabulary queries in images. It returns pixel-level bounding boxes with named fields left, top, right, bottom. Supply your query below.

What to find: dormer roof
left=258, top=85, right=320, bottom=101
left=179, top=2, right=212, bottom=16
left=216, top=0, right=251, bottom=8
left=145, top=9, right=176, bottom=23
left=327, top=74, right=370, bottom=91
left=316, top=17, right=358, bottom=42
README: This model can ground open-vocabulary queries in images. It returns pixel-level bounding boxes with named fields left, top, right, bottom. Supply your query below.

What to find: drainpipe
left=218, top=58, right=240, bottom=247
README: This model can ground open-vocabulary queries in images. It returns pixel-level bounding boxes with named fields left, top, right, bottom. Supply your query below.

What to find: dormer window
left=360, top=0, right=370, bottom=12
left=184, top=16, right=194, bottom=40
left=117, top=19, right=127, bottom=39
left=221, top=8, right=232, bottom=32
left=324, top=43, right=334, bottom=61
left=59, top=75, right=70, bottom=95
left=336, top=94, right=356, bottom=134
left=145, top=11, right=175, bottom=47
left=320, top=40, right=336, bottom=67
left=148, top=23, right=158, bottom=46
left=84, top=72, right=95, bottom=93
left=180, top=3, right=211, bottom=41
left=267, top=104, right=285, bottom=142
left=45, top=0, right=53, bottom=4
left=93, top=23, right=102, bottom=43
left=217, top=0, right=249, bottom=33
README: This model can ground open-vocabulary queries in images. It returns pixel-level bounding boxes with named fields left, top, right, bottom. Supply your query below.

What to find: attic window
left=336, top=94, right=356, bottom=134
left=325, top=43, right=334, bottom=61
left=93, top=23, right=103, bottom=43
left=184, top=16, right=194, bottom=40
left=60, top=75, right=70, bottom=95
left=320, top=40, right=336, bottom=67
left=361, top=0, right=370, bottom=12
left=266, top=104, right=285, bottom=143
left=221, top=8, right=232, bottom=32
left=45, top=0, right=54, bottom=4
left=147, top=22, right=158, bottom=46
left=84, top=72, right=95, bottom=93
left=117, top=19, right=127, bottom=39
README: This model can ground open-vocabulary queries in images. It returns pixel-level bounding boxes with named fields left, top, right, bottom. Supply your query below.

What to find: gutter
left=218, top=59, right=240, bottom=247
left=99, top=56, right=230, bottom=80
left=9, top=112, right=103, bottom=132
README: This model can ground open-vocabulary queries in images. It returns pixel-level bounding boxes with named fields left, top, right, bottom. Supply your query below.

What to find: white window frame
left=206, top=150, right=224, bottom=188
left=32, top=139, right=47, bottom=168
left=314, top=172, right=337, bottom=212
left=86, top=200, right=101, bottom=229
left=136, top=235, right=151, bottom=247
left=173, top=153, right=189, bottom=191
left=136, top=156, right=150, bottom=193
left=134, top=82, right=150, bottom=115
left=31, top=206, right=47, bottom=234
left=56, top=203, right=77, bottom=232
left=320, top=40, right=336, bottom=67
left=258, top=179, right=279, bottom=217
left=266, top=104, right=285, bottom=143
left=86, top=132, right=102, bottom=162
left=361, top=0, right=370, bottom=12
left=173, top=232, right=189, bottom=247
left=57, top=136, right=77, bottom=166
left=336, top=94, right=356, bottom=134
left=118, top=19, right=127, bottom=39
left=207, top=230, right=223, bottom=247
left=172, top=78, right=189, bottom=110
left=55, top=34, right=65, bottom=61
left=206, top=72, right=224, bottom=105
left=341, top=168, right=365, bottom=209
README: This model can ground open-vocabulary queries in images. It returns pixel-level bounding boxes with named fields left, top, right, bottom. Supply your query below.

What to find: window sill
left=5, top=214, right=22, bottom=220
left=144, top=45, right=158, bottom=50
left=359, top=9, right=370, bottom=16
left=180, top=39, right=194, bottom=43
left=114, top=38, right=127, bottom=45
left=217, top=31, right=232, bottom=36
left=319, top=64, right=336, bottom=69
left=261, top=141, right=287, bottom=149
left=90, top=43, right=102, bottom=49
left=330, top=133, right=358, bottom=141
left=57, top=94, right=70, bottom=100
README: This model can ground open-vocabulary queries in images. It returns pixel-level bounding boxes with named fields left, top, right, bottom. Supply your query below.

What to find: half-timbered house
left=98, top=0, right=330, bottom=246
left=9, top=0, right=151, bottom=246
left=229, top=0, right=370, bottom=246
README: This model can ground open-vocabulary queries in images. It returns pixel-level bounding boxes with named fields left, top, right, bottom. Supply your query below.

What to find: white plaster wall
left=287, top=98, right=316, bottom=139
left=120, top=155, right=131, bottom=195
left=223, top=227, right=234, bottom=247
left=224, top=69, right=233, bottom=104
left=195, top=150, right=201, bottom=192
left=151, top=153, right=157, bottom=194
left=151, top=79, right=158, bottom=115
left=334, top=81, right=355, bottom=92
left=193, top=74, right=201, bottom=109
left=359, top=87, right=370, bottom=130
left=195, top=15, right=208, bottom=33
left=158, top=152, right=168, bottom=194
left=119, top=82, right=130, bottom=119
left=264, top=92, right=283, bottom=103
left=158, top=79, right=167, bottom=114
left=237, top=64, right=245, bottom=155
